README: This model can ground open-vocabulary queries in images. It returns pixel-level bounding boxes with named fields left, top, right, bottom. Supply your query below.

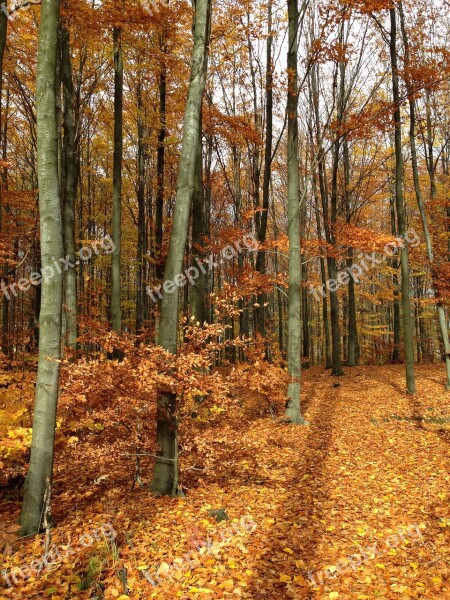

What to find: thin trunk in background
left=155, top=29, right=167, bottom=282
left=136, top=77, right=147, bottom=337
left=255, top=0, right=273, bottom=342
left=61, top=24, right=77, bottom=350
left=111, top=26, right=123, bottom=342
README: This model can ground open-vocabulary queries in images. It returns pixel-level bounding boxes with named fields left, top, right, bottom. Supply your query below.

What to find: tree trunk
left=390, top=6, right=416, bottom=393
left=111, top=26, right=123, bottom=341
left=155, top=30, right=167, bottom=282
left=0, top=7, right=7, bottom=356
left=20, top=0, right=63, bottom=537
left=190, top=117, right=208, bottom=326
left=149, top=0, right=212, bottom=495
left=399, top=2, right=450, bottom=389
left=61, top=25, right=77, bottom=350
left=255, top=0, right=273, bottom=340
left=285, top=0, right=305, bottom=425
left=136, top=78, right=147, bottom=337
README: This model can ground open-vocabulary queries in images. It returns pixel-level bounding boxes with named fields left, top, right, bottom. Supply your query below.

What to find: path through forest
left=1, top=364, right=449, bottom=599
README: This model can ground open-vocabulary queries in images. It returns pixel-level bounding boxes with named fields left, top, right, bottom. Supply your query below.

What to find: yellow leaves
left=156, top=562, right=171, bottom=577
left=221, top=579, right=234, bottom=590
left=188, top=587, right=214, bottom=594
left=293, top=574, right=309, bottom=586
left=375, top=563, right=386, bottom=569
left=327, top=565, right=337, bottom=574
left=391, top=584, right=409, bottom=593
left=283, top=547, right=294, bottom=555
left=67, top=435, right=79, bottom=445
left=329, top=592, right=339, bottom=599
left=279, top=573, right=292, bottom=583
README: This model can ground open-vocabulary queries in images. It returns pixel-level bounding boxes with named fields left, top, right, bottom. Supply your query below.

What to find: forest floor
left=1, top=363, right=450, bottom=599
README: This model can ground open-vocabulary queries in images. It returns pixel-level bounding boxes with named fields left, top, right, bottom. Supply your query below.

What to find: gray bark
left=111, top=27, right=123, bottom=338
left=390, top=6, right=416, bottom=393
left=149, top=0, right=212, bottom=495
left=285, top=0, right=305, bottom=424
left=20, top=0, right=63, bottom=537
left=61, top=25, right=77, bottom=349
left=399, top=3, right=450, bottom=389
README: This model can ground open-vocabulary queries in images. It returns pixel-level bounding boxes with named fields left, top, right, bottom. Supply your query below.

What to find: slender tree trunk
left=389, top=194, right=401, bottom=362
left=255, top=0, right=273, bottom=341
left=390, top=6, right=415, bottom=393
left=0, top=7, right=7, bottom=356
left=20, top=0, right=63, bottom=537
left=326, top=35, right=345, bottom=377
left=61, top=25, right=77, bottom=349
left=399, top=3, right=450, bottom=389
left=190, top=117, right=208, bottom=326
left=111, top=26, right=123, bottom=340
left=285, top=0, right=305, bottom=424
left=155, top=30, right=167, bottom=282
left=149, top=0, right=212, bottom=495
left=343, top=138, right=358, bottom=365
left=136, top=78, right=147, bottom=336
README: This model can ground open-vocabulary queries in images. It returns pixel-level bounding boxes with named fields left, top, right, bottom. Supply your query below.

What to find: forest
left=0, top=0, right=449, bottom=597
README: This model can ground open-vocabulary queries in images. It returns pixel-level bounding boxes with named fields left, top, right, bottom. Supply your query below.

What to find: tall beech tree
left=149, top=0, right=212, bottom=496
left=20, top=0, right=63, bottom=537
left=111, top=26, right=123, bottom=339
left=61, top=24, right=77, bottom=349
left=285, top=0, right=305, bottom=424
left=389, top=6, right=415, bottom=394
left=399, top=2, right=450, bottom=390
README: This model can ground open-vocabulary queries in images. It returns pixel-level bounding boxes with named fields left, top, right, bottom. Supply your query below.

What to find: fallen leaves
left=1, top=364, right=450, bottom=598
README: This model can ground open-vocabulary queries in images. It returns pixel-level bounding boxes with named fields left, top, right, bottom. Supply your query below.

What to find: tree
left=61, top=24, right=78, bottom=350
left=389, top=5, right=415, bottom=394
left=149, top=0, right=212, bottom=496
left=20, top=0, right=63, bottom=537
left=399, top=2, right=450, bottom=390
left=111, top=26, right=123, bottom=341
left=285, top=0, right=306, bottom=425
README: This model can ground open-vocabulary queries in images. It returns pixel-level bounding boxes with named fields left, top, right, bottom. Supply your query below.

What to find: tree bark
left=399, top=2, right=450, bottom=389
left=389, top=6, right=416, bottom=393
left=255, top=0, right=273, bottom=341
left=61, top=24, right=78, bottom=350
left=20, top=0, right=63, bottom=537
left=155, top=30, right=167, bottom=282
left=149, top=0, right=212, bottom=495
left=111, top=26, right=123, bottom=341
left=285, top=0, right=305, bottom=424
